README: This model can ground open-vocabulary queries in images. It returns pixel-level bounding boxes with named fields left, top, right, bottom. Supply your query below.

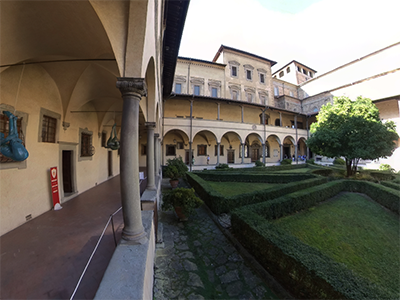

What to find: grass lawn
left=274, top=192, right=399, bottom=295
left=207, top=181, right=280, bottom=197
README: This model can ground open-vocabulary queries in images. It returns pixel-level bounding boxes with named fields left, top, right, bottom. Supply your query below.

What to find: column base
left=146, top=184, right=156, bottom=190
left=122, top=227, right=148, bottom=244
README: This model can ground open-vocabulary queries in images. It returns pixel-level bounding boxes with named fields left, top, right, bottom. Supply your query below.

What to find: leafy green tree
left=307, top=96, right=398, bottom=177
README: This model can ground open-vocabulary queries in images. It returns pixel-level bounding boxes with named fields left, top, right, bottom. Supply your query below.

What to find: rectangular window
left=214, top=145, right=224, bottom=156
left=286, top=67, right=290, bottom=73
left=0, top=114, right=23, bottom=163
left=194, top=85, right=200, bottom=95
left=303, top=69, right=307, bottom=75
left=274, top=86, right=279, bottom=96
left=231, top=66, right=237, bottom=77
left=309, top=72, right=313, bottom=78
left=197, top=144, right=207, bottom=156
left=42, top=115, right=57, bottom=143
left=81, top=133, right=92, bottom=157
left=166, top=145, right=176, bottom=156
left=232, top=90, right=238, bottom=100
left=260, top=96, right=266, bottom=105
left=297, top=66, right=301, bottom=72
left=175, top=83, right=182, bottom=94
left=247, top=93, right=253, bottom=102
left=211, top=87, right=218, bottom=97
left=101, top=132, right=107, bottom=147
left=260, top=73, right=265, bottom=83
left=279, top=71, right=284, bottom=78
left=290, top=91, right=294, bottom=97
left=246, top=70, right=252, bottom=80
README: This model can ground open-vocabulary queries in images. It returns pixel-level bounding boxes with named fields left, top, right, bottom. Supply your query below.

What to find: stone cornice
left=116, top=78, right=147, bottom=97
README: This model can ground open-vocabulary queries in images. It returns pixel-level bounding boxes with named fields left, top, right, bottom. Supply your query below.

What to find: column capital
left=116, top=77, right=147, bottom=98
left=145, top=122, right=156, bottom=128
left=154, top=133, right=160, bottom=138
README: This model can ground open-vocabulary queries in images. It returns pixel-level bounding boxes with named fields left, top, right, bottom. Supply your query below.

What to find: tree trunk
left=345, top=158, right=352, bottom=177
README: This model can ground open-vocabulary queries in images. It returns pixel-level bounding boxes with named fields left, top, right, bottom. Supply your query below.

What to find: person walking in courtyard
left=207, top=155, right=210, bottom=164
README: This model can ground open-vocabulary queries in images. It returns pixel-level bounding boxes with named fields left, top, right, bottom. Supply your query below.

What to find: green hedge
left=187, top=171, right=328, bottom=214
left=369, top=171, right=395, bottom=181
left=381, top=181, right=400, bottom=190
left=209, top=163, right=309, bottom=172
left=244, top=181, right=345, bottom=220
left=185, top=172, right=226, bottom=214
left=231, top=210, right=391, bottom=300
left=195, top=172, right=317, bottom=183
left=231, top=180, right=399, bottom=299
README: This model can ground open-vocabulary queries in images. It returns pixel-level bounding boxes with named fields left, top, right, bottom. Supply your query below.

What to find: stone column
left=146, top=122, right=156, bottom=190
left=154, top=133, right=160, bottom=176
left=280, top=143, right=283, bottom=161
left=116, top=77, right=147, bottom=243
left=262, top=143, right=266, bottom=164
left=241, top=143, right=245, bottom=164
left=217, top=142, right=220, bottom=165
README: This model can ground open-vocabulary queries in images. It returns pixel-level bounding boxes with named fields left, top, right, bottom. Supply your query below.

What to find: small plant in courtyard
left=164, top=165, right=180, bottom=181
left=306, top=158, right=315, bottom=164
left=215, top=163, right=229, bottom=169
left=254, top=160, right=264, bottom=167
left=162, top=187, right=203, bottom=218
left=280, top=158, right=292, bottom=165
left=333, top=157, right=345, bottom=165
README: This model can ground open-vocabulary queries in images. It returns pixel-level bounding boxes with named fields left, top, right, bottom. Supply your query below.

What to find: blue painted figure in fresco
left=0, top=111, right=29, bottom=161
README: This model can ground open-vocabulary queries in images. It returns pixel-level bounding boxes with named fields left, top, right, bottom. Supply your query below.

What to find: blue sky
left=178, top=0, right=400, bottom=75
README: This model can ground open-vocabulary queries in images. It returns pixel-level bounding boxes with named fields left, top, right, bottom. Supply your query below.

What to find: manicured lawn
left=274, top=192, right=399, bottom=295
left=207, top=181, right=280, bottom=197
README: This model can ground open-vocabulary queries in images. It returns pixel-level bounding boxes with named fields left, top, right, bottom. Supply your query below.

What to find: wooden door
left=62, top=150, right=73, bottom=193
left=227, top=150, right=235, bottom=163
left=251, top=149, right=259, bottom=162
left=108, top=151, right=112, bottom=177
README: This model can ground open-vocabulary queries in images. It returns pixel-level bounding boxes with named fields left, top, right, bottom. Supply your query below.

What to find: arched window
left=275, top=119, right=281, bottom=126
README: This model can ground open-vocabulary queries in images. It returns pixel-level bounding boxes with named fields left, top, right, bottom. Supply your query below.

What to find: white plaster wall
left=0, top=65, right=120, bottom=236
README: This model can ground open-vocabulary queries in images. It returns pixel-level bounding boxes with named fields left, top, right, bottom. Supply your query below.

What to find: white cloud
left=179, top=0, right=400, bottom=74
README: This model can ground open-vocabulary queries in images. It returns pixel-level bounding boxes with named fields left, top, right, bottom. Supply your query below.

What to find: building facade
left=165, top=43, right=400, bottom=171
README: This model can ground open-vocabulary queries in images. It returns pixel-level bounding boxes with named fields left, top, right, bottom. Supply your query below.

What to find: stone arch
left=266, top=134, right=281, bottom=162
left=143, top=57, right=157, bottom=123
left=297, top=137, right=307, bottom=157
left=163, top=129, right=190, bottom=163
left=245, top=133, right=263, bottom=162
left=283, top=135, right=295, bottom=159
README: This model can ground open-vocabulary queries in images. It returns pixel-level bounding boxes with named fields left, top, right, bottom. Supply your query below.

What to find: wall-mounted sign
left=50, top=167, right=62, bottom=210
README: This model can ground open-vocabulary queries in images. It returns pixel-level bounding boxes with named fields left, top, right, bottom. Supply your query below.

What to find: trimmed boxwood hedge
left=231, top=180, right=399, bottom=299
left=381, top=180, right=400, bottom=190
left=195, top=172, right=317, bottom=183
left=209, top=163, right=309, bottom=172
left=231, top=210, right=391, bottom=300
left=368, top=171, right=395, bottom=181
left=186, top=172, right=328, bottom=214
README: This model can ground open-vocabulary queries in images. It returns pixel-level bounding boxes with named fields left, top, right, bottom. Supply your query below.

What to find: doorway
left=283, top=145, right=291, bottom=159
left=62, top=150, right=73, bottom=194
left=227, top=150, right=235, bottom=164
left=108, top=151, right=113, bottom=177
left=185, top=150, right=193, bottom=165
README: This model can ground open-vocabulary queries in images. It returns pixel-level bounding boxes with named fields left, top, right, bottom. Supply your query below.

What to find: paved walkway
left=154, top=180, right=291, bottom=300
left=0, top=176, right=124, bottom=300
